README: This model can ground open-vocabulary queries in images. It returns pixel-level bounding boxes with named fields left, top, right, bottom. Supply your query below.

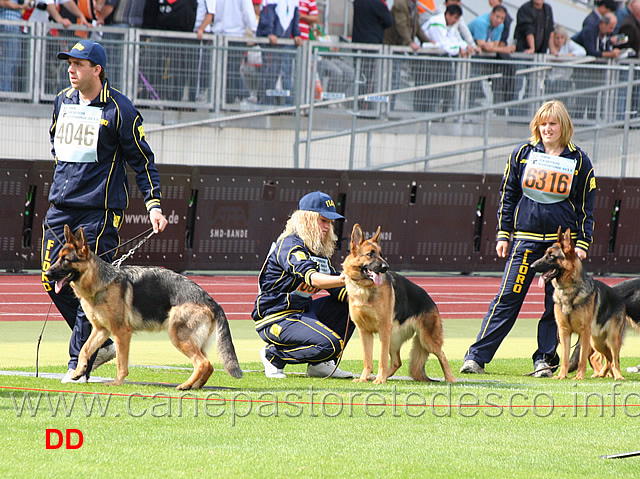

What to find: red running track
left=0, top=274, right=632, bottom=323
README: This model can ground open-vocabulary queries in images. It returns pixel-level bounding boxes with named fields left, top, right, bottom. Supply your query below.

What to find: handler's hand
left=496, top=240, right=509, bottom=258
left=574, top=248, right=587, bottom=260
left=150, top=209, right=168, bottom=234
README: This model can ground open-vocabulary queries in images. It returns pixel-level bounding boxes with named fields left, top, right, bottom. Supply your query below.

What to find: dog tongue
left=55, top=279, right=65, bottom=294
left=372, top=272, right=383, bottom=286
left=537, top=276, right=545, bottom=290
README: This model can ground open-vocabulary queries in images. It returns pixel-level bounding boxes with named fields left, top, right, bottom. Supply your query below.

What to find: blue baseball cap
left=298, top=191, right=344, bottom=220
left=57, top=40, right=107, bottom=69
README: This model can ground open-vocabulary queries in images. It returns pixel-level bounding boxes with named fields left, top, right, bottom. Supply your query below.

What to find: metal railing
left=2, top=20, right=640, bottom=178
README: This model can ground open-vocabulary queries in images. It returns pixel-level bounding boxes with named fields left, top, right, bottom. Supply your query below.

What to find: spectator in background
left=583, top=0, right=619, bottom=30
left=299, top=0, right=318, bottom=41
left=614, top=0, right=640, bottom=120
left=193, top=0, right=216, bottom=103
left=195, top=0, right=216, bottom=37
left=573, top=13, right=620, bottom=119
left=545, top=25, right=586, bottom=114
left=423, top=4, right=468, bottom=56
left=26, top=0, right=91, bottom=96
left=211, top=0, right=258, bottom=104
left=28, top=0, right=91, bottom=27
left=277, top=0, right=318, bottom=105
left=352, top=0, right=393, bottom=45
left=468, top=5, right=514, bottom=54
left=619, top=0, right=640, bottom=53
left=93, top=0, right=116, bottom=25
left=383, top=0, right=430, bottom=110
left=468, top=5, right=516, bottom=109
left=488, top=0, right=512, bottom=46
left=418, top=4, right=467, bottom=112
left=384, top=0, right=429, bottom=52
left=548, top=25, right=587, bottom=57
left=572, top=11, right=620, bottom=58
left=256, top=0, right=302, bottom=105
left=0, top=0, right=24, bottom=92
left=514, top=0, right=554, bottom=53
left=144, top=0, right=198, bottom=101
left=424, top=0, right=480, bottom=55
left=57, top=0, right=101, bottom=25
left=312, top=26, right=355, bottom=99
left=417, top=0, right=436, bottom=25
left=94, top=0, right=145, bottom=27
left=351, top=0, right=393, bottom=106
left=616, top=0, right=631, bottom=33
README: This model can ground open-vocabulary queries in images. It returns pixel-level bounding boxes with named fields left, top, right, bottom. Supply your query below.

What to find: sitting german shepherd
left=45, top=225, right=243, bottom=390
left=343, top=224, right=455, bottom=384
left=532, top=227, right=627, bottom=380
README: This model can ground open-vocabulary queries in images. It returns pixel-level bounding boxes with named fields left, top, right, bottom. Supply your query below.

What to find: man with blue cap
left=252, top=191, right=354, bottom=378
left=42, top=40, right=169, bottom=383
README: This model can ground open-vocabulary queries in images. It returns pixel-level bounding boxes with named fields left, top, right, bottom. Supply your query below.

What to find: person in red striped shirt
left=298, top=0, right=319, bottom=40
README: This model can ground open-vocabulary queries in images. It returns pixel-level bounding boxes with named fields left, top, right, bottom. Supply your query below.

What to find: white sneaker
left=306, top=361, right=353, bottom=379
left=61, top=368, right=87, bottom=384
left=259, top=347, right=286, bottom=378
left=91, top=343, right=116, bottom=372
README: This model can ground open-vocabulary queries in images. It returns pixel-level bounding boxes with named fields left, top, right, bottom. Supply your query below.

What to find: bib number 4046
left=55, top=122, right=97, bottom=148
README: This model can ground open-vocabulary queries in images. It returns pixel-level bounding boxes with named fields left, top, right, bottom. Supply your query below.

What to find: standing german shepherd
left=45, top=225, right=243, bottom=390
left=343, top=224, right=455, bottom=384
left=531, top=228, right=627, bottom=380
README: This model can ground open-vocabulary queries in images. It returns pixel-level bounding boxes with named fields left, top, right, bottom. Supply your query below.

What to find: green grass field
left=2, top=318, right=640, bottom=478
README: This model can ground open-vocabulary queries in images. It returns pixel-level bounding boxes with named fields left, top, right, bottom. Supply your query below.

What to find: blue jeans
left=0, top=24, right=21, bottom=92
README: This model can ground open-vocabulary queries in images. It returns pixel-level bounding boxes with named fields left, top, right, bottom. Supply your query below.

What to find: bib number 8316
left=523, top=167, right=570, bottom=195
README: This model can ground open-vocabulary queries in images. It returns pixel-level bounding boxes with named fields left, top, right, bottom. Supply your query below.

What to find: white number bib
left=522, top=152, right=577, bottom=204
left=54, top=103, right=102, bottom=163
left=292, top=256, right=330, bottom=298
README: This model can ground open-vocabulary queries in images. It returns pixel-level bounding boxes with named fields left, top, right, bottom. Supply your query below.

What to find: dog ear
left=75, top=227, right=91, bottom=258
left=63, top=224, right=73, bottom=243
left=350, top=223, right=363, bottom=254
left=561, top=228, right=574, bottom=254
left=371, top=226, right=381, bottom=243
left=556, top=226, right=563, bottom=243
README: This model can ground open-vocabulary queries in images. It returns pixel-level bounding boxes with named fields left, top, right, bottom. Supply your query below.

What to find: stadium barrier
left=1, top=160, right=637, bottom=275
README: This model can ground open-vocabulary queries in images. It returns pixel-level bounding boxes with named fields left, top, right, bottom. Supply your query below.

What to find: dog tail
left=626, top=314, right=640, bottom=334
left=211, top=304, right=244, bottom=379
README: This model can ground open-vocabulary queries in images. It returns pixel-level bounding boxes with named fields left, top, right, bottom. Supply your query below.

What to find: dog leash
left=35, top=302, right=55, bottom=378
left=112, top=229, right=155, bottom=268
left=322, top=312, right=353, bottom=380
left=44, top=217, right=154, bottom=260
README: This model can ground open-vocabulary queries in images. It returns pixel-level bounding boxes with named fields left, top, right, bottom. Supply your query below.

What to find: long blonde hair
left=529, top=100, right=574, bottom=147
left=277, top=210, right=337, bottom=258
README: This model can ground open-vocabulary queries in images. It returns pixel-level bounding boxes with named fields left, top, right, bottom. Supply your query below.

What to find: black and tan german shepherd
left=343, top=224, right=455, bottom=384
left=45, top=225, right=243, bottom=390
left=532, top=227, right=627, bottom=380
left=568, top=277, right=640, bottom=372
